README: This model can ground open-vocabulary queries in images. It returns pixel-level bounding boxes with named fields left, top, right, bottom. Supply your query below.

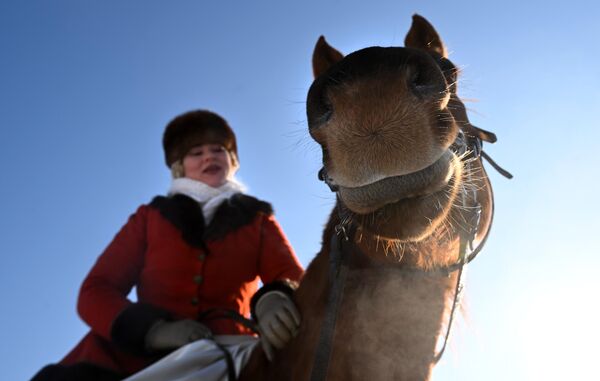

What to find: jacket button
left=193, top=275, right=203, bottom=284
left=190, top=297, right=199, bottom=306
left=198, top=253, right=206, bottom=261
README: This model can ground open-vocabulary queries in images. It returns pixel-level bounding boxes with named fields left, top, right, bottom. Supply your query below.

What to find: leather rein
left=310, top=125, right=512, bottom=381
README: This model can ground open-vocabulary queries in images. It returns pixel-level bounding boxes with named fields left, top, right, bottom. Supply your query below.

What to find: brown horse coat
left=239, top=14, right=498, bottom=381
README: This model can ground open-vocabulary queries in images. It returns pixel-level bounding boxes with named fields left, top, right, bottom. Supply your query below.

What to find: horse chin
left=341, top=151, right=463, bottom=242
left=338, top=150, right=457, bottom=213
left=356, top=183, right=457, bottom=241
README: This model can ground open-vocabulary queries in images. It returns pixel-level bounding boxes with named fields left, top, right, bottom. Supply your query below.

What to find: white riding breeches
left=123, top=335, right=259, bottom=381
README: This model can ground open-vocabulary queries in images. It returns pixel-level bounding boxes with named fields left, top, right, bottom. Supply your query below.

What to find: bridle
left=310, top=120, right=512, bottom=381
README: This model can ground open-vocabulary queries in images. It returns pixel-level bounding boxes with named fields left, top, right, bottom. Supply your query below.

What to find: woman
left=31, top=110, right=304, bottom=381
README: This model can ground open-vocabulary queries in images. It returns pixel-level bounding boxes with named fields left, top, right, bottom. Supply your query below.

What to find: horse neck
left=267, top=172, right=493, bottom=380
left=274, top=209, right=460, bottom=380
left=330, top=202, right=462, bottom=270
left=354, top=227, right=460, bottom=270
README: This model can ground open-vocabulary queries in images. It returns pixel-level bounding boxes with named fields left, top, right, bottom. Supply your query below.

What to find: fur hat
left=162, top=110, right=238, bottom=168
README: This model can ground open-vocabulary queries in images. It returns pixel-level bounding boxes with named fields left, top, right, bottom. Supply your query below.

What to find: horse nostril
left=410, top=75, right=438, bottom=98
left=313, top=90, right=334, bottom=126
left=308, top=100, right=334, bottom=129
left=408, top=63, right=446, bottom=99
left=319, top=104, right=333, bottom=124
left=318, top=167, right=339, bottom=192
left=413, top=83, right=440, bottom=97
left=307, top=80, right=334, bottom=129
left=435, top=56, right=459, bottom=94
left=318, top=167, right=325, bottom=181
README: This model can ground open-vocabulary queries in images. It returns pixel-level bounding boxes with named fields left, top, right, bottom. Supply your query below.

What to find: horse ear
left=404, top=14, right=448, bottom=58
left=312, top=36, right=344, bottom=78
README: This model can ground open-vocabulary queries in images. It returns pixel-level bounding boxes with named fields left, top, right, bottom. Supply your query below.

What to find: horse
left=239, top=14, right=509, bottom=381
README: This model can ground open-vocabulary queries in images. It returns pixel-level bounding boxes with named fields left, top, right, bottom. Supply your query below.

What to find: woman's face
left=182, top=143, right=235, bottom=187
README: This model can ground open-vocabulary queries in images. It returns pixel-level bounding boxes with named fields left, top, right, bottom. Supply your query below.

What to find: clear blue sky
left=1, top=1, right=598, bottom=380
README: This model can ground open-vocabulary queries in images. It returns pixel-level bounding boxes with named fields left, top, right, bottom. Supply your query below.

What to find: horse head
left=307, top=15, right=498, bottom=269
left=240, top=14, right=508, bottom=381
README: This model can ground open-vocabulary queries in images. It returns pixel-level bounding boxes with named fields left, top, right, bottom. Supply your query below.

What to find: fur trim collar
left=149, top=194, right=273, bottom=247
left=168, top=178, right=246, bottom=224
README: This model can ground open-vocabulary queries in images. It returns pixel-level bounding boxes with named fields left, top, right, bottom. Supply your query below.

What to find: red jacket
left=58, top=194, right=303, bottom=377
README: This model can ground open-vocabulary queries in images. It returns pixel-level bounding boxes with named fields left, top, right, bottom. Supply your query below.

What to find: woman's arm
left=256, top=214, right=304, bottom=285
left=252, top=213, right=304, bottom=359
left=76, top=205, right=154, bottom=340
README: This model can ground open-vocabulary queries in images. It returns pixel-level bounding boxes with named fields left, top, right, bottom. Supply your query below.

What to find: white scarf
left=168, top=177, right=246, bottom=224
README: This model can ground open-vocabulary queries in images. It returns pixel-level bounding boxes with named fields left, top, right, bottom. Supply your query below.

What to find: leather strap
left=309, top=231, right=350, bottom=381
left=196, top=308, right=258, bottom=381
